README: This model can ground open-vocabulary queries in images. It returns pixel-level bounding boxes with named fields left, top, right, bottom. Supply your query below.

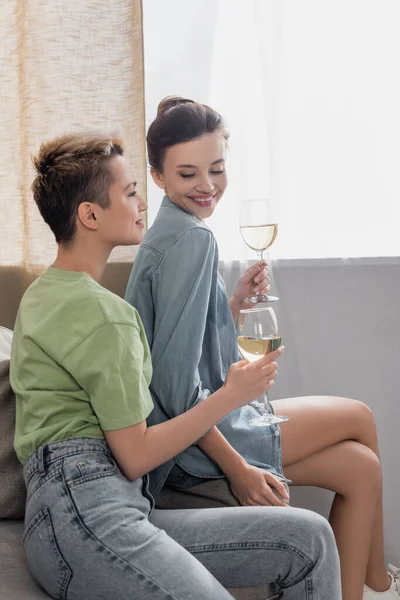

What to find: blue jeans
left=23, top=438, right=341, bottom=600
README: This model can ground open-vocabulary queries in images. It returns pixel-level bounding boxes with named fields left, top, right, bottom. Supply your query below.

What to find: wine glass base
left=250, top=414, right=289, bottom=426
left=245, top=294, right=279, bottom=304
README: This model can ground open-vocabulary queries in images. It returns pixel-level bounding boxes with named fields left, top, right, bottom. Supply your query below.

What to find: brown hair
left=147, top=96, right=229, bottom=172
left=31, top=132, right=124, bottom=244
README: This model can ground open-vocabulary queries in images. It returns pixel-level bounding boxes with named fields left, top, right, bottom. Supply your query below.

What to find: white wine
left=237, top=335, right=281, bottom=362
left=240, top=224, right=278, bottom=252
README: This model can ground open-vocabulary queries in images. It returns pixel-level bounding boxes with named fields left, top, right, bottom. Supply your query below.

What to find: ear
left=77, top=202, right=100, bottom=232
left=150, top=167, right=166, bottom=191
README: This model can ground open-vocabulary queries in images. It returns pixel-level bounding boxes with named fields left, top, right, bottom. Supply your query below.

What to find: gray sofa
left=0, top=324, right=278, bottom=599
left=0, top=326, right=49, bottom=599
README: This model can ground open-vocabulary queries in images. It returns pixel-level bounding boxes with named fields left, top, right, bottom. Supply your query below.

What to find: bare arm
left=198, top=426, right=247, bottom=478
left=105, top=388, right=233, bottom=481
left=228, top=295, right=243, bottom=326
left=104, top=349, right=281, bottom=481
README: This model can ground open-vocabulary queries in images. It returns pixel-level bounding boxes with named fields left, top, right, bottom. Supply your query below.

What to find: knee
left=289, top=508, right=333, bottom=542
left=342, top=440, right=382, bottom=492
left=305, top=510, right=334, bottom=541
left=291, top=509, right=337, bottom=559
left=352, top=399, right=375, bottom=425
left=346, top=399, right=378, bottom=444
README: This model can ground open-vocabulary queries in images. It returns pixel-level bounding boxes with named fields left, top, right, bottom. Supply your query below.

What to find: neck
left=52, top=236, right=112, bottom=283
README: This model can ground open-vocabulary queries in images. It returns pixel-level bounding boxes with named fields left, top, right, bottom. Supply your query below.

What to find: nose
left=195, top=173, right=214, bottom=194
left=137, top=193, right=148, bottom=212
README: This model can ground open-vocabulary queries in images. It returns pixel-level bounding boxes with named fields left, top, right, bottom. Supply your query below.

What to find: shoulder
left=83, top=277, right=140, bottom=328
left=166, top=226, right=217, bottom=259
left=17, top=272, right=139, bottom=361
left=59, top=286, right=145, bottom=364
left=142, top=200, right=215, bottom=256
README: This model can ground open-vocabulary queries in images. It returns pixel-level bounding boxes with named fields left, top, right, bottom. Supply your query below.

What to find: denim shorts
left=169, top=400, right=289, bottom=491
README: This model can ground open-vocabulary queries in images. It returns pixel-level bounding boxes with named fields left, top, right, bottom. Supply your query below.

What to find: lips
left=136, top=219, right=144, bottom=228
left=187, top=193, right=216, bottom=207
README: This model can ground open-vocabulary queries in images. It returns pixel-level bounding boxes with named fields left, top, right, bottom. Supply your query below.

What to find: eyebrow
left=124, top=181, right=137, bottom=191
left=176, top=159, right=225, bottom=168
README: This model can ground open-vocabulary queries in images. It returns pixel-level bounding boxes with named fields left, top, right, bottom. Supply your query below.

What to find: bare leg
left=271, top=396, right=390, bottom=598
left=284, top=439, right=380, bottom=600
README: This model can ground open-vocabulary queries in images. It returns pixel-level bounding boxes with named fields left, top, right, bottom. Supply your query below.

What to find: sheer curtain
left=0, top=0, right=146, bottom=327
left=0, top=0, right=145, bottom=273
left=144, top=0, right=400, bottom=261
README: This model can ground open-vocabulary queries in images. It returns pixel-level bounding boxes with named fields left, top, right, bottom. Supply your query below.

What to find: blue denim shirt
left=125, top=196, right=279, bottom=496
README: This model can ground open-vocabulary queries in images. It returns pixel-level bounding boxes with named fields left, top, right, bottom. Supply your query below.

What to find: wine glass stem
left=256, top=251, right=264, bottom=299
left=263, top=393, right=269, bottom=415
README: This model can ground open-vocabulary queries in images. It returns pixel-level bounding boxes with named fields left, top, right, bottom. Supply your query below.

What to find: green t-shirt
left=10, top=267, right=153, bottom=464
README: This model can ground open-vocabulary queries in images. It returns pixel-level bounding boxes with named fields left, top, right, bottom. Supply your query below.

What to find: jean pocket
left=62, top=452, right=118, bottom=488
left=23, top=506, right=71, bottom=600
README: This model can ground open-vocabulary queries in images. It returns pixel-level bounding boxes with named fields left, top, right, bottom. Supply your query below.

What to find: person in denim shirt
left=125, top=96, right=399, bottom=600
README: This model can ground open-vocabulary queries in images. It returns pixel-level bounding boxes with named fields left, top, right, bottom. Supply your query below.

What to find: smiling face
left=151, top=132, right=228, bottom=220
left=94, top=155, right=147, bottom=247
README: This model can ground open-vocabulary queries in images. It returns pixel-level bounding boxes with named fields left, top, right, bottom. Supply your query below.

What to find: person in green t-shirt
left=10, top=132, right=341, bottom=600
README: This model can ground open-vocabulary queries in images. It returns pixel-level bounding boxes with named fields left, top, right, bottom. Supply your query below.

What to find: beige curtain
left=0, top=0, right=146, bottom=327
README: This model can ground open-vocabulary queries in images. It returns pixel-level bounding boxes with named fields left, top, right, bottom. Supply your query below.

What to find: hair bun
left=156, top=96, right=195, bottom=116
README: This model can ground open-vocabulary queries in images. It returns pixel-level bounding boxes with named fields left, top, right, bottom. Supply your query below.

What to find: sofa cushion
left=0, top=520, right=50, bottom=599
left=0, top=327, right=26, bottom=519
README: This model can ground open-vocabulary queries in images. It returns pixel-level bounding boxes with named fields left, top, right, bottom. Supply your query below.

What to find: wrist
left=230, top=293, right=243, bottom=310
left=231, top=294, right=255, bottom=313
left=223, top=453, right=249, bottom=480
left=209, top=386, right=237, bottom=421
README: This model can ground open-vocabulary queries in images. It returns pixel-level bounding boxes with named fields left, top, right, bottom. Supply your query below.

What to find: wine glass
left=240, top=198, right=279, bottom=303
left=237, top=305, right=288, bottom=426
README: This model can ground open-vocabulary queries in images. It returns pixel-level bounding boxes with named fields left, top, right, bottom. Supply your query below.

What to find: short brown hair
left=31, top=132, right=124, bottom=244
left=147, top=96, right=229, bottom=173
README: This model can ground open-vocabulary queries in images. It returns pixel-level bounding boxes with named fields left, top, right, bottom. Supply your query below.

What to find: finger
left=242, top=265, right=261, bottom=284
left=264, top=474, right=290, bottom=499
left=244, top=262, right=269, bottom=281
left=244, top=498, right=259, bottom=507
left=234, top=359, right=249, bottom=369
left=265, top=370, right=278, bottom=384
left=247, top=359, right=277, bottom=376
left=266, top=494, right=287, bottom=507
left=254, top=270, right=269, bottom=285
left=244, top=262, right=261, bottom=276
left=250, top=495, right=272, bottom=507
left=258, top=362, right=278, bottom=377
left=255, top=346, right=285, bottom=367
left=265, top=368, right=278, bottom=381
left=255, top=274, right=270, bottom=287
left=254, top=282, right=271, bottom=294
left=258, top=486, right=286, bottom=507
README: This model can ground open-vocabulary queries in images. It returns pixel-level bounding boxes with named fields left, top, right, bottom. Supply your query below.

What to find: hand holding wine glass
left=224, top=346, right=282, bottom=409
left=240, top=199, right=279, bottom=303
left=237, top=306, right=289, bottom=426
left=232, top=261, right=270, bottom=310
